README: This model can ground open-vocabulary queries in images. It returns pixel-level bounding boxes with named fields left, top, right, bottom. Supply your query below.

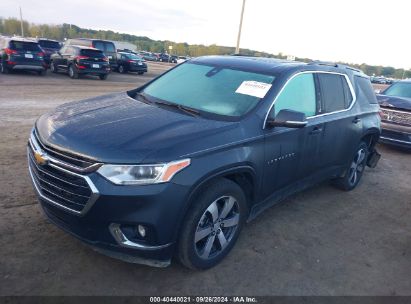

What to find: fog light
left=137, top=225, right=146, bottom=238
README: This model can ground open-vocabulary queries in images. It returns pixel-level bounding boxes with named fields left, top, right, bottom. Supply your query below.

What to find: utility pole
left=235, top=0, right=246, bottom=54
left=19, top=6, right=24, bottom=37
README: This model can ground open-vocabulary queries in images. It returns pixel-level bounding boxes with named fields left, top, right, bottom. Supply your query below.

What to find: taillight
left=5, top=48, right=17, bottom=55
left=378, top=110, right=385, bottom=120
left=128, top=60, right=135, bottom=63
left=77, top=65, right=86, bottom=69
left=37, top=52, right=44, bottom=57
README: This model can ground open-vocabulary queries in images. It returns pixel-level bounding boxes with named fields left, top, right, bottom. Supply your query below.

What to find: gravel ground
left=0, top=66, right=409, bottom=296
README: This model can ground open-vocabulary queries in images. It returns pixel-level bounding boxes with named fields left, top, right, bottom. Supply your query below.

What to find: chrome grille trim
left=380, top=108, right=411, bottom=126
left=28, top=131, right=100, bottom=216
left=30, top=131, right=102, bottom=174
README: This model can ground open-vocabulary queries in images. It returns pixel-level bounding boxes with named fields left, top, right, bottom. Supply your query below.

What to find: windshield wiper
left=135, top=92, right=152, bottom=105
left=153, top=100, right=201, bottom=117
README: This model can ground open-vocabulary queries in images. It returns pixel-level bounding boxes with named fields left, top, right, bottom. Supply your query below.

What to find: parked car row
left=0, top=36, right=150, bottom=79
left=370, top=76, right=395, bottom=85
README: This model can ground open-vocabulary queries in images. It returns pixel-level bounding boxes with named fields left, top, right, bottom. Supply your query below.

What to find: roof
left=191, top=55, right=365, bottom=76
left=69, top=45, right=100, bottom=50
left=2, top=37, right=39, bottom=43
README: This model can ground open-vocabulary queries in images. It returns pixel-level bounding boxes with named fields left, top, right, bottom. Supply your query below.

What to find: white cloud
left=1, top=0, right=410, bottom=68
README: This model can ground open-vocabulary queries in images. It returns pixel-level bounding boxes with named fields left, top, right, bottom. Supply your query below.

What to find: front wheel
left=333, top=141, right=369, bottom=191
left=138, top=71, right=144, bottom=75
left=177, top=178, right=247, bottom=270
left=68, top=65, right=78, bottom=79
left=50, top=61, right=58, bottom=73
left=38, top=69, right=46, bottom=76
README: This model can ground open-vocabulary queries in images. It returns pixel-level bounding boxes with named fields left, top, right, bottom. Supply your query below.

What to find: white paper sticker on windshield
left=235, top=81, right=272, bottom=98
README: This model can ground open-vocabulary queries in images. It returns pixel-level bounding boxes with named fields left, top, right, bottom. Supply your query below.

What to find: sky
left=1, top=0, right=410, bottom=69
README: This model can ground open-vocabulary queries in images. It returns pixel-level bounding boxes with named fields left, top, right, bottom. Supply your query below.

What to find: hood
left=35, top=92, right=239, bottom=164
left=377, top=94, right=411, bottom=111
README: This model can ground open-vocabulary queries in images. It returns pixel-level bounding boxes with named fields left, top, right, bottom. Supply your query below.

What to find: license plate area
left=92, top=64, right=100, bottom=68
left=25, top=54, right=33, bottom=58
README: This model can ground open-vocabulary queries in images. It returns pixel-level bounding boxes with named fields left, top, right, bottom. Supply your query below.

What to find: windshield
left=38, top=40, right=60, bottom=49
left=80, top=49, right=104, bottom=58
left=383, top=82, right=411, bottom=98
left=10, top=41, right=41, bottom=52
left=142, top=62, right=275, bottom=117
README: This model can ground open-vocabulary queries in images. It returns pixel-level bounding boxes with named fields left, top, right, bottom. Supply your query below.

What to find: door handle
left=352, top=117, right=361, bottom=124
left=309, top=126, right=323, bottom=135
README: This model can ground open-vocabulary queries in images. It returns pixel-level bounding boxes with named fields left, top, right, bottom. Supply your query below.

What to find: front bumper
left=27, top=134, right=191, bottom=266
left=380, top=121, right=411, bottom=148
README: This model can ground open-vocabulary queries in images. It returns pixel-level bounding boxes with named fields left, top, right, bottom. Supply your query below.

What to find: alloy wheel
left=194, top=195, right=240, bottom=260
left=348, top=148, right=366, bottom=186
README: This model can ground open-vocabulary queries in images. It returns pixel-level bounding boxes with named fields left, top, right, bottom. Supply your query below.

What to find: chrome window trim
left=263, top=71, right=357, bottom=129
left=28, top=132, right=100, bottom=216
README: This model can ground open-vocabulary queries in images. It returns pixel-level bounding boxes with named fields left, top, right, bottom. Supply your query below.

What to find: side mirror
left=266, top=109, right=308, bottom=129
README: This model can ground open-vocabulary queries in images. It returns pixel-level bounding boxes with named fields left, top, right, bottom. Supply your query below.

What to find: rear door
left=314, top=72, right=359, bottom=170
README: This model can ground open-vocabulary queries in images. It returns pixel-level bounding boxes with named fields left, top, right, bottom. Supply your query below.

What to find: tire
left=138, top=71, right=144, bottom=75
left=177, top=178, right=247, bottom=270
left=118, top=65, right=126, bottom=74
left=1, top=62, right=9, bottom=74
left=38, top=69, right=46, bottom=76
left=68, top=64, right=78, bottom=79
left=50, top=61, right=58, bottom=73
left=333, top=141, right=369, bottom=191
left=99, top=74, right=108, bottom=80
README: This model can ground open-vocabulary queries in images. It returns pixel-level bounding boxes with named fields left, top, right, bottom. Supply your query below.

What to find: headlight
left=97, top=159, right=190, bottom=185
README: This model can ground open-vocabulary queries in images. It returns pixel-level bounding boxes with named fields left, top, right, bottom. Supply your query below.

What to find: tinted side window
left=354, top=76, right=378, bottom=104
left=272, top=73, right=317, bottom=117
left=318, top=74, right=352, bottom=113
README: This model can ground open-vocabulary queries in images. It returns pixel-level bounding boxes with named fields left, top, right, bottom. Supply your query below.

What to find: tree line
left=1, top=17, right=410, bottom=79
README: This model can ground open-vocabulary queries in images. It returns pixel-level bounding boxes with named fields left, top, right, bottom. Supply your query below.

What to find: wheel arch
left=171, top=165, right=258, bottom=245
left=361, top=128, right=381, bottom=149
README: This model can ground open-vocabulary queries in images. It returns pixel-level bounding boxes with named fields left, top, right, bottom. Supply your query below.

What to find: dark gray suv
left=28, top=56, right=381, bottom=270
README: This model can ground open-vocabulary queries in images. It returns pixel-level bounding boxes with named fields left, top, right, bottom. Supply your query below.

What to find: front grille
left=28, top=132, right=98, bottom=215
left=380, top=108, right=411, bottom=126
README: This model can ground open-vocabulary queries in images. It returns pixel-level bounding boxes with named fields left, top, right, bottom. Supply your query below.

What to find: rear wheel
left=177, top=178, right=247, bottom=270
left=99, top=74, right=108, bottom=80
left=1, top=62, right=9, bottom=74
left=68, top=64, right=78, bottom=79
left=38, top=69, right=46, bottom=76
left=333, top=141, right=368, bottom=191
left=118, top=65, right=126, bottom=73
left=138, top=71, right=144, bottom=75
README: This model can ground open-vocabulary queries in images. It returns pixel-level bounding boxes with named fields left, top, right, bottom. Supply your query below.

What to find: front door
left=262, top=72, right=322, bottom=197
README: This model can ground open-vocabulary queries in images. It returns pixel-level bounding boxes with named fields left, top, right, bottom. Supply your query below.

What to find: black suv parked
left=116, top=52, right=147, bottom=74
left=158, top=53, right=177, bottom=63
left=377, top=79, right=411, bottom=148
left=28, top=56, right=381, bottom=270
left=35, top=38, right=61, bottom=67
left=49, top=45, right=110, bottom=80
left=65, top=38, right=118, bottom=70
left=0, top=37, right=46, bottom=75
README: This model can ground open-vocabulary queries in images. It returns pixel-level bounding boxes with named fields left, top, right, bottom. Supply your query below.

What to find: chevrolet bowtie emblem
left=34, top=151, right=48, bottom=165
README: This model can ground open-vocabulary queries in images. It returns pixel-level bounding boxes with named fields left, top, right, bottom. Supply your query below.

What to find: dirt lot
left=0, top=65, right=410, bottom=296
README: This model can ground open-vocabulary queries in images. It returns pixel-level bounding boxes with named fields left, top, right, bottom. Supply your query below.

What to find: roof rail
left=308, top=60, right=363, bottom=73
left=307, top=60, right=338, bottom=67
